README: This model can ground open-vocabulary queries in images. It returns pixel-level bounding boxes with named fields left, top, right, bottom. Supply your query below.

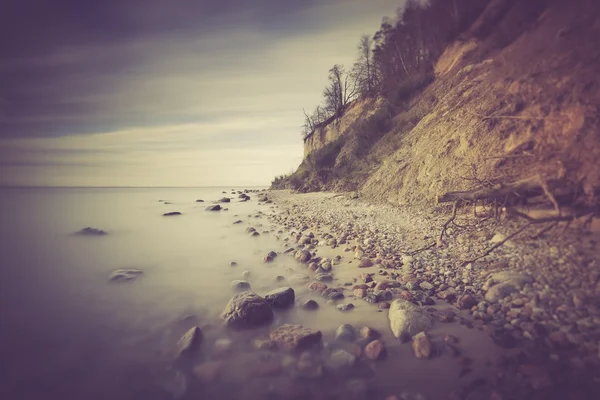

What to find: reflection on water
left=0, top=187, right=502, bottom=399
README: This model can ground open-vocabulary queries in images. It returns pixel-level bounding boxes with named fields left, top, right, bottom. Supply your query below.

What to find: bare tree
left=323, top=64, right=358, bottom=116
left=352, top=34, right=378, bottom=97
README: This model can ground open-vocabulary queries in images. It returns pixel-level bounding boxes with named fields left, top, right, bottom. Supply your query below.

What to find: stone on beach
left=221, top=292, right=274, bottom=329
left=264, top=287, right=295, bottom=309
left=269, top=324, right=322, bottom=351
left=364, top=339, right=385, bottom=360
left=484, top=271, right=532, bottom=303
left=163, top=212, right=182, bottom=216
left=335, top=324, right=356, bottom=341
left=301, top=299, right=319, bottom=310
left=206, top=205, right=221, bottom=211
left=388, top=299, right=433, bottom=340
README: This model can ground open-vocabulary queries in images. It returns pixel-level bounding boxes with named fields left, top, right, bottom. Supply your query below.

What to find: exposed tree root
left=439, top=200, right=460, bottom=243
left=406, top=242, right=436, bottom=256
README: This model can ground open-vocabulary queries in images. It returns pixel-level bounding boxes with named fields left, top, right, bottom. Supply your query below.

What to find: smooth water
left=0, top=187, right=501, bottom=400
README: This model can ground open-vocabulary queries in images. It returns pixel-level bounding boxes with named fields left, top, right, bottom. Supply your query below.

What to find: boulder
left=177, top=326, right=203, bottom=358
left=485, top=272, right=532, bottom=303
left=219, top=197, right=231, bottom=203
left=358, top=258, right=374, bottom=268
left=388, top=299, right=434, bottom=340
left=269, top=324, right=322, bottom=351
left=206, top=205, right=221, bottom=211
left=264, top=287, right=295, bottom=309
left=221, top=292, right=274, bottom=329
left=76, top=227, right=107, bottom=236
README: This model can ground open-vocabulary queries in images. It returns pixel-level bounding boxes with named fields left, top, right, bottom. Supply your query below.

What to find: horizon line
left=0, top=185, right=270, bottom=189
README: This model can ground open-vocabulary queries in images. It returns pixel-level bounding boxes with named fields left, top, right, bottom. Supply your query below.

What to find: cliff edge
left=273, top=0, right=600, bottom=209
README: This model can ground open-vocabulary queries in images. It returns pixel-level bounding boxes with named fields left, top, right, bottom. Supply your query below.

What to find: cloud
left=0, top=0, right=404, bottom=186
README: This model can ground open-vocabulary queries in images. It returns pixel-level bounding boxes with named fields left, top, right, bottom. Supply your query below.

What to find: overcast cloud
left=0, top=0, right=404, bottom=186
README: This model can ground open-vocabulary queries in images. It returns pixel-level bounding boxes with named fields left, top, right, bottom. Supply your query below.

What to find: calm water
left=0, top=187, right=501, bottom=400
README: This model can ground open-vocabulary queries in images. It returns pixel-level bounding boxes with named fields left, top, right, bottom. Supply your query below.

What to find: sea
left=0, top=187, right=501, bottom=400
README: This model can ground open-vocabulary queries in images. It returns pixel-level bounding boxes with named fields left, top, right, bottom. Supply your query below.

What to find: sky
left=0, top=0, right=405, bottom=187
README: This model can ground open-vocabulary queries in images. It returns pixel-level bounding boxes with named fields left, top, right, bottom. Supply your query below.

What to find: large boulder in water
left=388, top=299, right=433, bottom=340
left=264, top=287, right=295, bottom=309
left=221, top=292, right=273, bottom=329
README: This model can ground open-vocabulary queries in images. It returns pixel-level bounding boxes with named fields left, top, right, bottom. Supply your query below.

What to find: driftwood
left=436, top=176, right=578, bottom=213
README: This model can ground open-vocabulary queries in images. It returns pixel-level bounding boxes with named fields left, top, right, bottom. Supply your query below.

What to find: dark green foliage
left=388, top=73, right=435, bottom=106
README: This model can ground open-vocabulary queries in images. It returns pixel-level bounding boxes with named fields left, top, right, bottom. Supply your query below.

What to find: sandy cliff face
left=279, top=0, right=600, bottom=207
left=302, top=98, right=382, bottom=157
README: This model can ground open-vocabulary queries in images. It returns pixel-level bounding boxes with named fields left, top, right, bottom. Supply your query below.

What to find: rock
left=163, top=212, right=182, bottom=216
left=295, top=250, right=312, bottom=263
left=177, top=326, right=203, bottom=358
left=109, top=268, right=143, bottom=282
left=221, top=292, right=274, bottom=329
left=297, top=352, right=323, bottom=378
left=412, top=332, right=432, bottom=359
left=457, top=294, right=477, bottom=310
left=359, top=326, right=381, bottom=341
left=206, top=205, right=221, bottom=211
left=275, top=275, right=285, bottom=282
left=269, top=324, right=322, bottom=351
left=364, top=340, right=385, bottom=360
left=76, top=227, right=107, bottom=236
left=327, top=291, right=345, bottom=301
left=359, top=258, right=374, bottom=268
left=484, top=271, right=533, bottom=303
left=219, top=197, right=231, bottom=203
left=337, top=303, right=355, bottom=312
left=388, top=300, right=434, bottom=340
left=249, top=231, right=260, bottom=237
left=245, top=227, right=256, bottom=233
left=315, top=273, right=333, bottom=282
left=335, top=324, right=356, bottom=341
left=378, top=301, right=391, bottom=310
left=229, top=261, right=238, bottom=267
left=354, top=288, right=367, bottom=298
left=231, top=280, right=251, bottom=291
left=195, top=199, right=204, bottom=202
left=290, top=274, right=310, bottom=283
left=193, top=361, right=223, bottom=383
left=419, top=281, right=434, bottom=290
left=326, top=349, right=356, bottom=371
left=233, top=220, right=243, bottom=224
left=242, top=270, right=251, bottom=280
left=264, top=287, right=295, bottom=309
left=301, top=299, right=319, bottom=310
left=308, top=281, right=328, bottom=293
left=436, top=288, right=458, bottom=302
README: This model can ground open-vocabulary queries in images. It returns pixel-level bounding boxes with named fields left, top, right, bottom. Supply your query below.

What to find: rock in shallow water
left=177, top=326, right=203, bottom=358
left=388, top=299, right=433, bottom=340
left=326, top=349, right=356, bottom=371
left=231, top=280, right=251, bottom=290
left=221, top=292, right=274, bottom=329
left=109, top=268, right=143, bottom=282
left=76, top=227, right=107, bottom=236
left=206, top=205, right=221, bottom=211
left=335, top=324, right=356, bottom=341
left=269, top=324, right=322, bottom=351
left=412, top=332, right=432, bottom=359
left=364, top=339, right=385, bottom=360
left=264, top=287, right=295, bottom=309
left=163, top=212, right=182, bottom=216
left=301, top=299, right=319, bottom=310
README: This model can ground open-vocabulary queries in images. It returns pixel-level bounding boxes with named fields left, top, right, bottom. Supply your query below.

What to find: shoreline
left=264, top=189, right=600, bottom=398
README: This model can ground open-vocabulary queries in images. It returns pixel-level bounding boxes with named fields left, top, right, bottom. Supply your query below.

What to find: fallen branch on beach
left=461, top=223, right=533, bottom=265
left=436, top=176, right=565, bottom=205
